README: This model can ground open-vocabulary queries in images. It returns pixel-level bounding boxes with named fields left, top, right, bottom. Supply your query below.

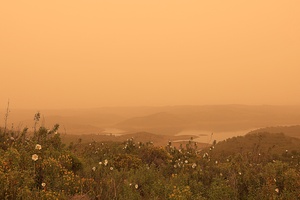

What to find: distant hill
left=115, top=112, right=186, bottom=135
left=208, top=132, right=300, bottom=159
left=114, top=105, right=300, bottom=135
left=248, top=125, right=300, bottom=139
left=3, top=105, right=300, bottom=136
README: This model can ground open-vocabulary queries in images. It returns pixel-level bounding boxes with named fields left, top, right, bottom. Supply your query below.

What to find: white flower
left=32, top=154, right=38, bottom=161
left=110, top=167, right=113, bottom=170
left=135, top=184, right=138, bottom=189
left=184, top=160, right=188, bottom=164
left=104, top=159, right=108, bottom=166
left=35, top=144, right=42, bottom=150
left=92, top=167, right=96, bottom=171
left=275, top=188, right=279, bottom=193
left=54, top=131, right=58, bottom=135
left=192, top=163, right=197, bottom=169
left=99, top=162, right=102, bottom=165
left=41, top=183, right=46, bottom=187
left=215, top=161, right=218, bottom=164
left=238, top=172, right=242, bottom=175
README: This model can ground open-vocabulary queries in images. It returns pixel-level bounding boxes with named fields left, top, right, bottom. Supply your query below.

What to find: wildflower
left=41, top=183, right=46, bottom=187
left=185, top=160, right=188, bottom=164
left=104, top=159, right=108, bottom=166
left=54, top=131, right=58, bottom=135
left=275, top=188, right=279, bottom=193
left=215, top=161, right=218, bottom=164
left=92, top=167, right=96, bottom=171
left=110, top=167, right=113, bottom=170
left=99, top=162, right=102, bottom=165
left=35, top=144, right=42, bottom=150
left=32, top=154, right=38, bottom=161
left=238, top=172, right=242, bottom=175
left=192, top=163, right=197, bottom=169
left=10, top=137, right=15, bottom=141
left=135, top=184, right=138, bottom=189
left=274, top=178, right=276, bottom=182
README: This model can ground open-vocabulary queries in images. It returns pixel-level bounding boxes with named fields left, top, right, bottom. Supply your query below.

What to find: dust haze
left=1, top=1, right=300, bottom=142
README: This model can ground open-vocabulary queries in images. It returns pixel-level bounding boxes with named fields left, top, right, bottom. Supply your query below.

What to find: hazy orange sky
left=1, top=1, right=300, bottom=109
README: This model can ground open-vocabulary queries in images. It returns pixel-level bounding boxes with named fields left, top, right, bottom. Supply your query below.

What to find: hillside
left=248, top=125, right=300, bottom=139
left=2, top=125, right=300, bottom=199
left=206, top=132, right=300, bottom=160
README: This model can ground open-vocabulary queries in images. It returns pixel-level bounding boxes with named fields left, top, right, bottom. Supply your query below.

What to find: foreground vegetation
left=1, top=124, right=300, bottom=199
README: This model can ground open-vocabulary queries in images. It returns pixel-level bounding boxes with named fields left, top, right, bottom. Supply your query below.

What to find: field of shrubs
left=1, top=122, right=300, bottom=199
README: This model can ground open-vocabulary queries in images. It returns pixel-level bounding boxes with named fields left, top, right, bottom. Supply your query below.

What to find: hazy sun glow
left=1, top=1, right=299, bottom=109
